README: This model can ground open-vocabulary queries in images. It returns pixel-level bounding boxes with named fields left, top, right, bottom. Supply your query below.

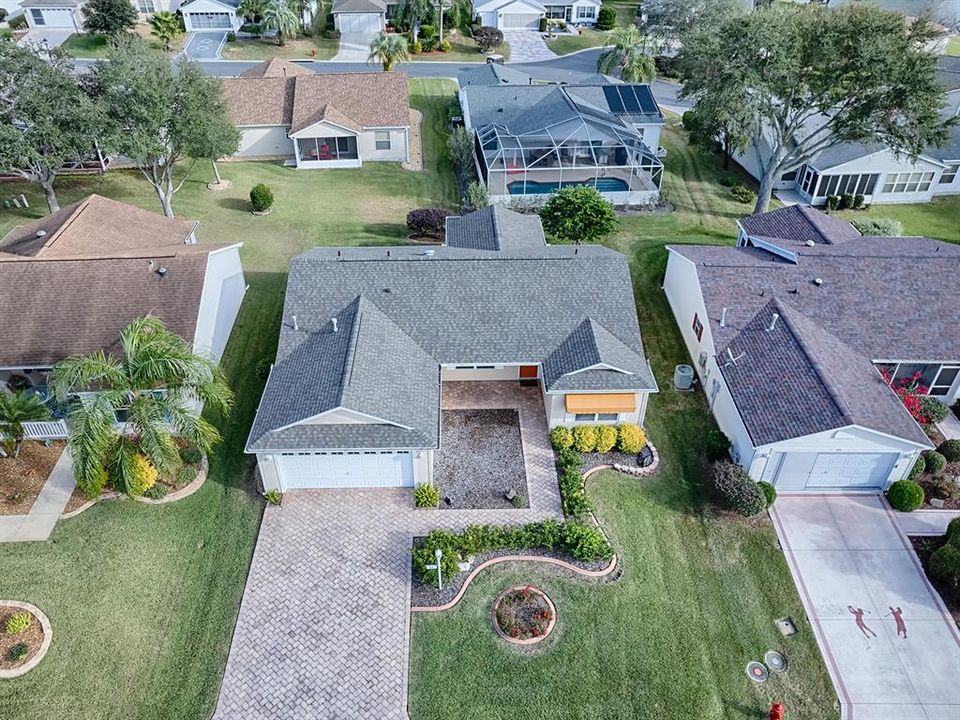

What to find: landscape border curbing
left=60, top=455, right=208, bottom=519
left=411, top=441, right=660, bottom=613
left=0, top=600, right=52, bottom=679
left=491, top=585, right=557, bottom=645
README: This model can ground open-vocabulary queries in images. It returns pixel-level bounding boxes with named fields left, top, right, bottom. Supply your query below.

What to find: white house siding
left=255, top=448, right=432, bottom=491
left=932, top=160, right=960, bottom=197
left=234, top=126, right=295, bottom=159
left=489, top=188, right=660, bottom=207
left=24, top=6, right=82, bottom=28
left=193, top=244, right=246, bottom=362
left=441, top=365, right=521, bottom=381
left=476, top=0, right=545, bottom=29
left=755, top=427, right=923, bottom=492
left=814, top=151, right=943, bottom=206
left=542, top=391, right=647, bottom=428
left=181, top=0, right=241, bottom=31
left=357, top=128, right=409, bottom=162
left=333, top=12, right=383, bottom=31
left=569, top=0, right=600, bottom=24
left=633, top=124, right=661, bottom=155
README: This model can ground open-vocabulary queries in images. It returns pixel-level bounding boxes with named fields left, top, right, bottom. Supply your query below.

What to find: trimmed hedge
left=705, top=430, right=732, bottom=463
left=617, top=423, right=646, bottom=453
left=921, top=396, right=949, bottom=424
left=938, top=439, right=960, bottom=463
left=406, top=208, right=450, bottom=238
left=757, top=481, right=777, bottom=507
left=249, top=183, right=273, bottom=212
left=908, top=455, right=926, bottom=481
left=549, top=426, right=573, bottom=450
left=549, top=423, right=647, bottom=454
left=710, top=461, right=766, bottom=517
left=887, top=479, right=924, bottom=512
left=572, top=425, right=597, bottom=453
left=929, top=542, right=960, bottom=585
left=412, top=520, right=613, bottom=586
left=596, top=425, right=617, bottom=453
left=925, top=451, right=947, bottom=476
left=595, top=5, right=615, bottom=29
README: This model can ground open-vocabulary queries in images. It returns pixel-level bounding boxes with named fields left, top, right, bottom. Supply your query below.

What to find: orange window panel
left=564, top=393, right=636, bottom=414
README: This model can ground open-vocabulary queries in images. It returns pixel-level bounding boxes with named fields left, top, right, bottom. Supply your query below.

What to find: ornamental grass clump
left=414, top=483, right=441, bottom=508
left=4, top=612, right=31, bottom=635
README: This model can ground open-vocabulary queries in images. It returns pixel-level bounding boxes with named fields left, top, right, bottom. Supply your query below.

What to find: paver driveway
left=771, top=494, right=960, bottom=720
left=502, top=30, right=556, bottom=62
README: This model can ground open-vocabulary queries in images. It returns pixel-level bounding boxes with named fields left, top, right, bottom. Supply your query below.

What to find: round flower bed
left=0, top=601, right=52, bottom=678
left=492, top=585, right=556, bottom=645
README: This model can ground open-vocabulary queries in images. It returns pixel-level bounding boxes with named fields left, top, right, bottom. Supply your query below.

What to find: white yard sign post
left=425, top=548, right=444, bottom=591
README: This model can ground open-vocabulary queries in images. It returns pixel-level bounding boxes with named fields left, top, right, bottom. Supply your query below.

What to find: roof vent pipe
left=720, top=307, right=727, bottom=328
left=292, top=315, right=299, bottom=332
left=332, top=318, right=338, bottom=333
left=767, top=313, right=780, bottom=332
left=813, top=277, right=823, bottom=286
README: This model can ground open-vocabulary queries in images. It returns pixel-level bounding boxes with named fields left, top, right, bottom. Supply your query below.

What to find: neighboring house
left=473, top=0, right=601, bottom=30
left=221, top=60, right=411, bottom=168
left=179, top=0, right=242, bottom=31
left=663, top=204, right=960, bottom=493
left=736, top=55, right=960, bottom=206
left=457, top=64, right=534, bottom=88
left=246, top=205, right=657, bottom=491
left=460, top=80, right=664, bottom=205
left=19, top=0, right=204, bottom=29
left=331, top=0, right=384, bottom=32
left=0, top=194, right=246, bottom=394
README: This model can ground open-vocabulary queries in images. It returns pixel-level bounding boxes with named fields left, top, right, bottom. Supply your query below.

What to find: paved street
left=771, top=495, right=960, bottom=720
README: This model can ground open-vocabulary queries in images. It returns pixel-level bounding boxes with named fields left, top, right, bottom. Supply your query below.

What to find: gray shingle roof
left=543, top=319, right=652, bottom=392
left=444, top=206, right=545, bottom=251
left=738, top=204, right=861, bottom=247
left=247, top=231, right=656, bottom=452
left=457, top=65, right=533, bottom=89
left=719, top=299, right=930, bottom=447
left=331, top=0, right=385, bottom=12
left=936, top=55, right=960, bottom=93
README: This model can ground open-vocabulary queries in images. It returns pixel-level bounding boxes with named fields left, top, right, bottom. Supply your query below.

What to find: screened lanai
left=475, top=115, right=664, bottom=197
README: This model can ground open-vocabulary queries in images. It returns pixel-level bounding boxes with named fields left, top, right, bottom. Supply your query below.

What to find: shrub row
left=550, top=423, right=646, bottom=454
left=929, top=518, right=960, bottom=589
left=556, top=447, right=592, bottom=520
left=412, top=519, right=613, bottom=587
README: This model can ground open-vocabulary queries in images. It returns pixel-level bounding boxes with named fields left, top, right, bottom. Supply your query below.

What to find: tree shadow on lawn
left=216, top=197, right=253, bottom=213
left=358, top=223, right=412, bottom=243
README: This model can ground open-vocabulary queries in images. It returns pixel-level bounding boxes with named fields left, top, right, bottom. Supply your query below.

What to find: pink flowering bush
left=881, top=369, right=934, bottom=424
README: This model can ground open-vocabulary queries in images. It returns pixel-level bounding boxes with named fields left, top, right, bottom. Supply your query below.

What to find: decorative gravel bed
left=410, top=544, right=613, bottom=608
left=434, top=409, right=529, bottom=510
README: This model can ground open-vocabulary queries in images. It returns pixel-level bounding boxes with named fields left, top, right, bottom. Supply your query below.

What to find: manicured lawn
left=61, top=24, right=186, bottom=59
left=947, top=36, right=960, bottom=57
left=408, top=122, right=840, bottom=720
left=546, top=27, right=610, bottom=55
left=0, top=79, right=457, bottom=720
left=838, top=195, right=960, bottom=244
left=220, top=35, right=339, bottom=60
left=414, top=31, right=510, bottom=62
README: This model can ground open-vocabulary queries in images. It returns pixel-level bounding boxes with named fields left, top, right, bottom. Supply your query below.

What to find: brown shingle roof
left=222, top=71, right=409, bottom=132
left=0, top=195, right=197, bottom=259
left=238, top=58, right=313, bottom=79
left=0, top=251, right=217, bottom=367
left=221, top=77, right=295, bottom=127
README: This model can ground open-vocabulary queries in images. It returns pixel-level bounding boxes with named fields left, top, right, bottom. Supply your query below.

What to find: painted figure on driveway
left=848, top=606, right=878, bottom=638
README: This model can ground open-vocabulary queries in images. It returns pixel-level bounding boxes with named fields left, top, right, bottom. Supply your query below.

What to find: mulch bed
left=909, top=535, right=960, bottom=623
left=0, top=442, right=64, bottom=516
left=580, top=450, right=644, bottom=473
left=411, top=544, right=613, bottom=608
left=0, top=606, right=44, bottom=671
left=434, top=409, right=528, bottom=510
left=918, top=467, right=960, bottom=510
left=494, top=586, right=554, bottom=641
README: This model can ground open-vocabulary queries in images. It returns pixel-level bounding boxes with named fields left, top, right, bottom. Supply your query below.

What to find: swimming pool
left=506, top=178, right=630, bottom=195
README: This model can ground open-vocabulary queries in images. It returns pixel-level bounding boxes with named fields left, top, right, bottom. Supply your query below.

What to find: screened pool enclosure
left=475, top=115, right=663, bottom=200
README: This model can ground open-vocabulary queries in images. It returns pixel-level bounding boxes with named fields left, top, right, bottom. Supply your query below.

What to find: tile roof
left=444, top=206, right=545, bottom=251
left=247, top=217, right=656, bottom=452
left=738, top=204, right=861, bottom=247
left=238, top=58, right=313, bottom=78
left=0, top=195, right=197, bottom=258
left=221, top=72, right=410, bottom=132
left=671, top=206, right=959, bottom=446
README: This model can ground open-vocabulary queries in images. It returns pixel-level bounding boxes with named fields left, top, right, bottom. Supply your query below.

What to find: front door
left=519, top=365, right=538, bottom=385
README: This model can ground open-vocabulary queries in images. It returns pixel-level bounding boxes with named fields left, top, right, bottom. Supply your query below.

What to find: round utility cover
left=765, top=651, right=787, bottom=672
left=746, top=661, right=769, bottom=683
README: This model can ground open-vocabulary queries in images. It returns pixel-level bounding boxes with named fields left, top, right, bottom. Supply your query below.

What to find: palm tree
left=598, top=25, right=656, bottom=83
left=238, top=0, right=267, bottom=22
left=0, top=391, right=51, bottom=459
left=149, top=11, right=183, bottom=53
left=261, top=0, right=300, bottom=46
left=49, top=316, right=234, bottom=497
left=368, top=32, right=410, bottom=71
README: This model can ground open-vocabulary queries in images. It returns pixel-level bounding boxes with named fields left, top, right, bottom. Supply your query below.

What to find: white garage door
left=338, top=13, right=380, bottom=32
left=501, top=12, right=540, bottom=29
left=186, top=11, right=232, bottom=29
left=277, top=451, right=414, bottom=489
left=774, top=452, right=898, bottom=491
left=30, top=7, right=74, bottom=27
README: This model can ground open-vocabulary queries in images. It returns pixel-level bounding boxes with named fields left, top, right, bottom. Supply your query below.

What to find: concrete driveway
left=181, top=31, right=227, bottom=60
left=502, top=30, right=555, bottom=63
left=17, top=29, right=73, bottom=49
left=770, top=494, right=960, bottom=720
left=334, top=31, right=377, bottom=61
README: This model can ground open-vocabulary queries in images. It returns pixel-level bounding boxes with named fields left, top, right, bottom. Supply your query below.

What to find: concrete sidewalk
left=771, top=494, right=960, bottom=720
left=0, top=449, right=75, bottom=542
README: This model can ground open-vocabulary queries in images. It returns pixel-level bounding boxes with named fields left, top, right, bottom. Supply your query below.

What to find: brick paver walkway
left=502, top=30, right=556, bottom=63
left=214, top=383, right=562, bottom=719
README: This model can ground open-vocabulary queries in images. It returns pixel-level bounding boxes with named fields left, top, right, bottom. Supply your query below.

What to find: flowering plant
left=880, top=369, right=932, bottom=424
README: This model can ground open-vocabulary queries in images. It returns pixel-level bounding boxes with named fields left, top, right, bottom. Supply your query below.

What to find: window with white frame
left=576, top=5, right=596, bottom=19
left=880, top=171, right=934, bottom=194
left=134, top=0, right=154, bottom=13
left=940, top=164, right=959, bottom=185
left=374, top=131, right=391, bottom=151
left=573, top=412, right=619, bottom=422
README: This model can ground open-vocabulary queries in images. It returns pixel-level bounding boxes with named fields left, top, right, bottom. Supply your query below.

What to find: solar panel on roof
left=636, top=87, right=658, bottom=114
left=621, top=87, right=643, bottom=113
left=603, top=85, right=625, bottom=113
